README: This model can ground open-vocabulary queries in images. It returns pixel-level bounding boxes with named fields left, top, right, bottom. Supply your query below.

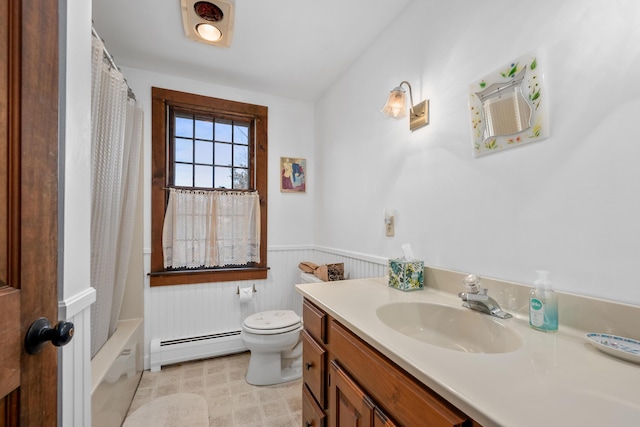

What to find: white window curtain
left=163, top=189, right=261, bottom=268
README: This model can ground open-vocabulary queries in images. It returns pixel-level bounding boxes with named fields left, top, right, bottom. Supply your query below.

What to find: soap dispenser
left=529, top=270, right=558, bottom=332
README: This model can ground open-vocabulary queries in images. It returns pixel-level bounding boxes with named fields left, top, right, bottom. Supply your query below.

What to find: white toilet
left=241, top=272, right=323, bottom=385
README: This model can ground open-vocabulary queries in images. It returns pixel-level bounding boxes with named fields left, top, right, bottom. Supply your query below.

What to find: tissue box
left=388, top=259, right=424, bottom=291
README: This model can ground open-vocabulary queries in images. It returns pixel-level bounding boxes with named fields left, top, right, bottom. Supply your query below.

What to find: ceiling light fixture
left=181, top=0, right=235, bottom=48
left=381, top=81, right=429, bottom=131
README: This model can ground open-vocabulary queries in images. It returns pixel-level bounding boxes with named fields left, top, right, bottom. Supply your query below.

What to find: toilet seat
left=243, top=310, right=302, bottom=335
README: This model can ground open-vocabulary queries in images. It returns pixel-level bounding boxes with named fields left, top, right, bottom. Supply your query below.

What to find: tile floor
left=126, top=352, right=303, bottom=427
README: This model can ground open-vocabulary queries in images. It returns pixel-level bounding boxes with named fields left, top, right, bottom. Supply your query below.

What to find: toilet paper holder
left=236, top=284, right=257, bottom=294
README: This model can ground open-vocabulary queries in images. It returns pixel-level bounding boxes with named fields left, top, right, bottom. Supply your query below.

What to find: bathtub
left=91, top=318, right=143, bottom=427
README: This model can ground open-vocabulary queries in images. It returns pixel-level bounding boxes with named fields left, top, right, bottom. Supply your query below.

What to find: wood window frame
left=150, top=87, right=268, bottom=286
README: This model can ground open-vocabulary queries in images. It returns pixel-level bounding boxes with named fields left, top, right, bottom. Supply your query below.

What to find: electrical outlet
left=385, top=216, right=394, bottom=237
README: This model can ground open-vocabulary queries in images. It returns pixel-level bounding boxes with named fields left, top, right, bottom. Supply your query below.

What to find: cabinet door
left=329, top=360, right=374, bottom=427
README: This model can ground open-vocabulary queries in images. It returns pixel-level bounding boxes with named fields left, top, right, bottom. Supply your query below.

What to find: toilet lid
left=243, top=310, right=301, bottom=331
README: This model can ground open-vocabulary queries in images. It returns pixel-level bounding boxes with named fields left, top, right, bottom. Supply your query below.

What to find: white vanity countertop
left=296, top=277, right=640, bottom=427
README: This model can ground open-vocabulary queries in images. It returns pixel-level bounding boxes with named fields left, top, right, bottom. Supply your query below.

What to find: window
left=150, top=87, right=268, bottom=286
left=171, top=110, right=251, bottom=190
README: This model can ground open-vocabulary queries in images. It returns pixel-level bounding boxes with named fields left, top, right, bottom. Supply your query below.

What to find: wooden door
left=1, top=0, right=60, bottom=425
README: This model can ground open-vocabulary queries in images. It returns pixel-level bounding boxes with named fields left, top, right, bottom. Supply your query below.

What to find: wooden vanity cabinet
left=302, top=298, right=479, bottom=427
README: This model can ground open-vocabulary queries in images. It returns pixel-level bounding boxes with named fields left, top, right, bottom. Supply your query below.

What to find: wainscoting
left=144, top=246, right=387, bottom=369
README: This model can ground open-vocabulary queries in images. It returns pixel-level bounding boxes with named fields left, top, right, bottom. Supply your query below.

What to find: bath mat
left=123, top=393, right=208, bottom=427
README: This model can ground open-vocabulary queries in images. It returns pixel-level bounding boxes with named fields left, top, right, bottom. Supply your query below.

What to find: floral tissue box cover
left=388, top=259, right=424, bottom=291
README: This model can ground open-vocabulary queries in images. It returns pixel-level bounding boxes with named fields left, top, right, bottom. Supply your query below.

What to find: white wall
left=315, top=0, right=640, bottom=305
left=60, top=2, right=92, bottom=298
left=119, top=66, right=317, bottom=250
left=59, top=1, right=95, bottom=426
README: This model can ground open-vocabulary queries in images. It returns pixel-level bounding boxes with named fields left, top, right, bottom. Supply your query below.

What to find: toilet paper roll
left=238, top=286, right=253, bottom=303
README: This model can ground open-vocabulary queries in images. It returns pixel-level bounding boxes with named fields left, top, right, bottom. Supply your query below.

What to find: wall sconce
left=380, top=81, right=429, bottom=131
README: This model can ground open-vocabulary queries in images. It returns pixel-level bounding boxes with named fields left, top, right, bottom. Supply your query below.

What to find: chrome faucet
left=458, top=274, right=512, bottom=319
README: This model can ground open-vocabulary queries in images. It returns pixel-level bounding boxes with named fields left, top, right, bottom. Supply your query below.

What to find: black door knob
left=25, top=317, right=74, bottom=355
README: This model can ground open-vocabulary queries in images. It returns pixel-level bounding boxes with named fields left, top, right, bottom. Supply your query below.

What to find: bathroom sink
left=376, top=302, right=522, bottom=354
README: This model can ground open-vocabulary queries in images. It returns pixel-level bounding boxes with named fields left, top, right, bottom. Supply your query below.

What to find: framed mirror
left=468, top=52, right=549, bottom=157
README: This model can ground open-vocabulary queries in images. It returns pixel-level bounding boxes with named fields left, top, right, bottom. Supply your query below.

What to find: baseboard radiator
left=150, top=330, right=246, bottom=372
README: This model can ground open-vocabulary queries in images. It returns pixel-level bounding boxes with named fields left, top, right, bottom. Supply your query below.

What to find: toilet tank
left=299, top=272, right=324, bottom=283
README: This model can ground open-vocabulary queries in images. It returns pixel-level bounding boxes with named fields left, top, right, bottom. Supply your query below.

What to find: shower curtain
left=90, top=31, right=144, bottom=357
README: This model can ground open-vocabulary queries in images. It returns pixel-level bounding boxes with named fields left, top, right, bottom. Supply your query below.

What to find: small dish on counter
left=586, top=333, right=640, bottom=364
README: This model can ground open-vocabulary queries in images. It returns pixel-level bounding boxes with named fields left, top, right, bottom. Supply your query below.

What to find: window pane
left=233, top=168, right=249, bottom=189
left=194, top=165, right=213, bottom=188
left=175, top=163, right=193, bottom=186
left=215, top=120, right=233, bottom=142
left=195, top=118, right=213, bottom=140
left=175, top=116, right=193, bottom=137
left=214, top=166, right=232, bottom=188
left=195, top=141, right=213, bottom=165
left=234, top=145, right=248, bottom=168
left=175, top=138, right=193, bottom=163
left=215, top=143, right=232, bottom=166
left=234, top=124, right=249, bottom=144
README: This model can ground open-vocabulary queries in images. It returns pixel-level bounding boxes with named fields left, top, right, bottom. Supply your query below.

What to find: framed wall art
left=468, top=51, right=549, bottom=157
left=280, top=157, right=306, bottom=193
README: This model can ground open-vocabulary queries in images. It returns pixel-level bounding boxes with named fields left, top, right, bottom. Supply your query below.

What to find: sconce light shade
left=381, top=81, right=429, bottom=131
left=381, top=87, right=408, bottom=119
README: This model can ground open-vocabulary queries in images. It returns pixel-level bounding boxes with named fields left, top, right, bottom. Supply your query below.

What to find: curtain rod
left=163, top=187, right=258, bottom=193
left=91, top=26, right=136, bottom=101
